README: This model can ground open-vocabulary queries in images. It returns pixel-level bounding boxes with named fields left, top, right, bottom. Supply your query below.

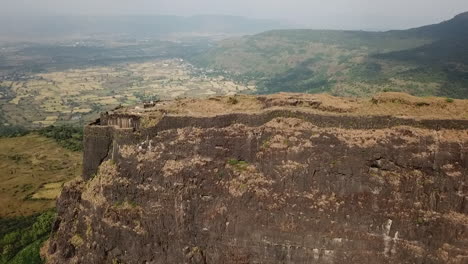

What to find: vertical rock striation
left=45, top=93, right=468, bottom=263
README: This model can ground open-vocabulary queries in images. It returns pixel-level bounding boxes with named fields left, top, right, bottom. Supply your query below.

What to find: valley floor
left=0, top=134, right=81, bottom=218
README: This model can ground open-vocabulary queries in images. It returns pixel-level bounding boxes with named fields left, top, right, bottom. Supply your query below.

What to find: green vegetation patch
left=227, top=159, right=249, bottom=171
left=0, top=210, right=56, bottom=264
left=0, top=125, right=29, bottom=138
left=70, top=234, right=84, bottom=248
left=113, top=199, right=139, bottom=209
left=38, top=125, right=83, bottom=151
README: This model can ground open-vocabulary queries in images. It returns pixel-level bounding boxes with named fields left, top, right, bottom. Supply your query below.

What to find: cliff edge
left=44, top=93, right=468, bottom=263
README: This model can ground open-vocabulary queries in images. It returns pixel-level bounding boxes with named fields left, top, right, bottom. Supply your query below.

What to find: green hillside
left=191, top=12, right=468, bottom=98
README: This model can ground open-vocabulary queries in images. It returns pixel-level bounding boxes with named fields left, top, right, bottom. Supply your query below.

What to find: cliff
left=44, top=93, right=468, bottom=263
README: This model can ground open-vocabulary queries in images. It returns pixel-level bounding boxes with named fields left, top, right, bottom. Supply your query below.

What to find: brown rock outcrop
left=45, top=93, right=468, bottom=263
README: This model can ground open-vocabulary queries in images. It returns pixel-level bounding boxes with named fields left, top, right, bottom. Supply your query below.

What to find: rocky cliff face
left=44, top=93, right=468, bottom=263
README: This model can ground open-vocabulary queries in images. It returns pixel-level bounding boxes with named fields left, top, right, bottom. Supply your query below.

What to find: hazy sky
left=2, top=0, right=468, bottom=30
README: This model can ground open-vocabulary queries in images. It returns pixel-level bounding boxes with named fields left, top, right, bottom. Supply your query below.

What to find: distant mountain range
left=380, top=11, right=468, bottom=64
left=190, top=12, right=468, bottom=98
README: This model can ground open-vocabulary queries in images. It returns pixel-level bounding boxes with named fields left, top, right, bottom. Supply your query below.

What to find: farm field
left=0, top=59, right=255, bottom=128
left=0, top=134, right=81, bottom=218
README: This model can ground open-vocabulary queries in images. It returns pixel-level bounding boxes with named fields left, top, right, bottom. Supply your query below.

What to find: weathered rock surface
left=45, top=93, right=468, bottom=263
